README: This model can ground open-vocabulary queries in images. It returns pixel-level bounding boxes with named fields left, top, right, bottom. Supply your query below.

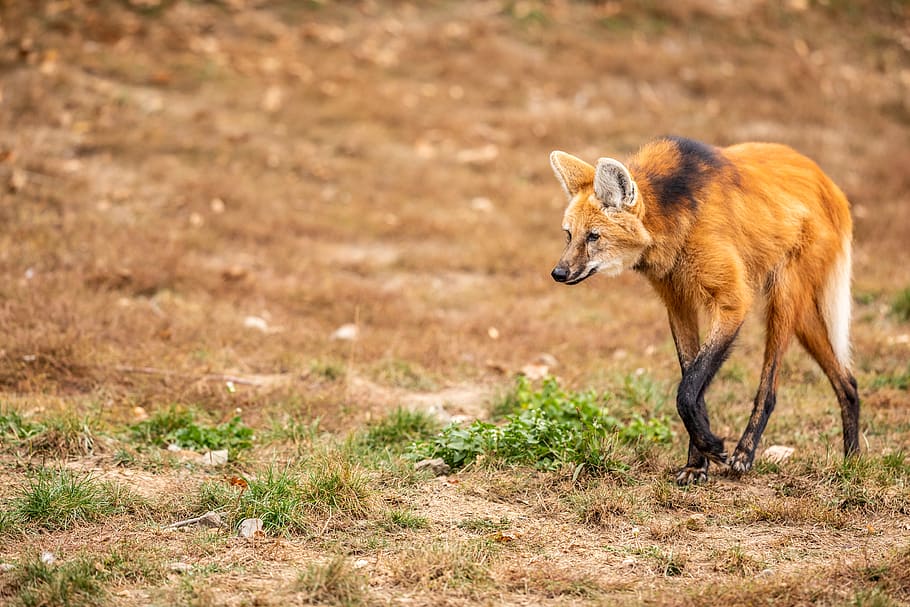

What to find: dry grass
left=0, top=0, right=908, bottom=605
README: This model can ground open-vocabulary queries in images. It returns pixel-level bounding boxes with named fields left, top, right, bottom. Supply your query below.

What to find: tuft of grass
left=570, top=483, right=635, bottom=526
left=296, top=556, right=368, bottom=606
left=891, top=287, right=910, bottom=322
left=130, top=406, right=253, bottom=453
left=8, top=468, right=141, bottom=532
left=8, top=555, right=106, bottom=607
left=457, top=516, right=510, bottom=534
left=235, top=465, right=308, bottom=534
left=300, top=454, right=373, bottom=519
left=3, top=544, right=164, bottom=607
left=715, top=545, right=765, bottom=576
left=361, top=408, right=440, bottom=453
left=26, top=413, right=98, bottom=457
left=391, top=539, right=496, bottom=590
left=634, top=545, right=686, bottom=577
left=410, top=377, right=671, bottom=472
left=372, top=359, right=436, bottom=391
left=382, top=509, right=429, bottom=531
left=193, top=454, right=373, bottom=535
left=310, top=359, right=346, bottom=381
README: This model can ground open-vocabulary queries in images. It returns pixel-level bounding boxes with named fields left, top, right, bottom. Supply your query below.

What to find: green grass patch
left=361, top=408, right=440, bottom=453
left=410, top=377, right=672, bottom=472
left=382, top=509, right=429, bottom=531
left=193, top=454, right=373, bottom=535
left=2, top=543, right=164, bottom=607
left=457, top=516, right=510, bottom=534
left=130, top=406, right=253, bottom=452
left=0, top=408, right=43, bottom=442
left=372, top=359, right=436, bottom=391
left=6, top=468, right=143, bottom=532
left=871, top=364, right=910, bottom=391
left=891, top=287, right=910, bottom=322
left=0, top=408, right=100, bottom=456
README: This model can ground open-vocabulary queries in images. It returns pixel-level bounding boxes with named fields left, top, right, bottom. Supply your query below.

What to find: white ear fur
left=594, top=158, right=636, bottom=209
left=550, top=151, right=595, bottom=199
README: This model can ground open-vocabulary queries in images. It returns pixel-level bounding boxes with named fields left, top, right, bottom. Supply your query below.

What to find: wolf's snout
left=551, top=266, right=569, bottom=282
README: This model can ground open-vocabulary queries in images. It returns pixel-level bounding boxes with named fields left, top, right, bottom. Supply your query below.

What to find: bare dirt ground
left=1, top=1, right=909, bottom=606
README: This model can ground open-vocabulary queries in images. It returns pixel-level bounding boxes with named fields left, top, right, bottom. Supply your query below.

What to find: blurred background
left=0, top=0, right=908, bottom=428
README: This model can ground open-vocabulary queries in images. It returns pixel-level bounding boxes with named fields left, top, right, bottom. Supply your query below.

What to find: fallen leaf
left=226, top=475, right=249, bottom=490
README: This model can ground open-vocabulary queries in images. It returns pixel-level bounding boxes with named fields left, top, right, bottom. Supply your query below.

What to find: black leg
left=675, top=328, right=740, bottom=469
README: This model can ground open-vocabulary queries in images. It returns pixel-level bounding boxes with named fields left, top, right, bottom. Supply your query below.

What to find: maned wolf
left=549, top=136, right=858, bottom=485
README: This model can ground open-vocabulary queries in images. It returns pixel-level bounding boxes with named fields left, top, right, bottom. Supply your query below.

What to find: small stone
left=520, top=363, right=549, bottom=380
left=353, top=558, right=369, bottom=569
left=238, top=518, right=264, bottom=538
left=169, top=562, right=192, bottom=574
left=470, top=197, right=494, bottom=212
left=0, top=563, right=14, bottom=572
left=8, top=168, right=26, bottom=192
left=331, top=323, right=359, bottom=341
left=487, top=327, right=500, bottom=340
left=40, top=552, right=55, bottom=566
left=536, top=353, right=558, bottom=368
left=762, top=445, right=795, bottom=465
left=243, top=316, right=269, bottom=332
left=415, top=458, right=450, bottom=476
left=197, top=511, right=223, bottom=528
left=456, top=144, right=498, bottom=165
left=200, top=450, right=229, bottom=467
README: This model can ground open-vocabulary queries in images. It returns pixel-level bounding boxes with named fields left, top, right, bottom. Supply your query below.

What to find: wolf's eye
left=586, top=232, right=600, bottom=243
left=565, top=230, right=571, bottom=243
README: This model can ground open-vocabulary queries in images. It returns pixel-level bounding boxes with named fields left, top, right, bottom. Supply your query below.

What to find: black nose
left=551, top=266, right=569, bottom=282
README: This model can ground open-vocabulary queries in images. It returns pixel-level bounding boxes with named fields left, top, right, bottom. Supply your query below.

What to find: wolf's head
left=549, top=151, right=652, bottom=284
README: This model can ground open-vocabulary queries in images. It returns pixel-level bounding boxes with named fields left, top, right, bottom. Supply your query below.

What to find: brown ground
left=1, top=1, right=909, bottom=606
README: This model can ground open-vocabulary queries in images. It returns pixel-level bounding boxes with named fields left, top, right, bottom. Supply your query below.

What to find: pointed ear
left=594, top=158, right=637, bottom=209
left=550, top=151, right=595, bottom=199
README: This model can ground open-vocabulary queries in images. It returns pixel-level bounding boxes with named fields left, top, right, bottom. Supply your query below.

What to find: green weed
left=0, top=408, right=43, bottom=442
left=130, top=406, right=253, bottom=452
left=409, top=377, right=671, bottom=471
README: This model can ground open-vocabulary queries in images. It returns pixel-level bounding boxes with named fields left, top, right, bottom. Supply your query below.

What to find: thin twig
left=113, top=365, right=280, bottom=386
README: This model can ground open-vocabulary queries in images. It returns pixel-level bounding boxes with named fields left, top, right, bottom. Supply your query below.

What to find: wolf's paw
left=727, top=450, right=754, bottom=475
left=675, top=466, right=709, bottom=486
left=704, top=450, right=729, bottom=467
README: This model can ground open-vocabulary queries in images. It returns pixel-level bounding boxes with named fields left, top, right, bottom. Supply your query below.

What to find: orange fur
left=550, top=137, right=858, bottom=483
